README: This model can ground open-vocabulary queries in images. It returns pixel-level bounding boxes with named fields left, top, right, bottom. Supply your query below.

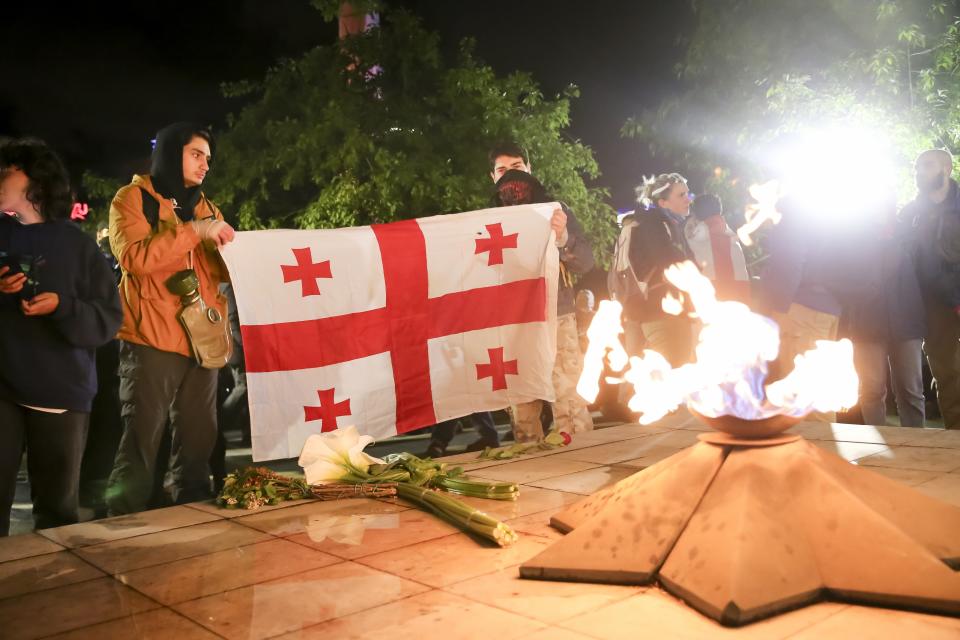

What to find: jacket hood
left=149, top=122, right=213, bottom=220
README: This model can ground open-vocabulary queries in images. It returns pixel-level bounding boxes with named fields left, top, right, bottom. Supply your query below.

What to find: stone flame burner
left=519, top=412, right=960, bottom=626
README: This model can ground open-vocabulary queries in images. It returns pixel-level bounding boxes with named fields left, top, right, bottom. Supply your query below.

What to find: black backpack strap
left=138, top=186, right=160, bottom=230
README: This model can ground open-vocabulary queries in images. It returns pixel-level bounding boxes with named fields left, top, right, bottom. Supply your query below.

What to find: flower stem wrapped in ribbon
left=298, top=426, right=519, bottom=546
left=217, top=466, right=397, bottom=510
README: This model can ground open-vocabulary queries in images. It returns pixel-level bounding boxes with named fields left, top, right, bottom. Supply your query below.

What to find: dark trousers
left=0, top=398, right=89, bottom=536
left=106, top=341, right=218, bottom=515
left=924, top=299, right=960, bottom=428
left=79, top=339, right=122, bottom=512
left=430, top=412, right=499, bottom=447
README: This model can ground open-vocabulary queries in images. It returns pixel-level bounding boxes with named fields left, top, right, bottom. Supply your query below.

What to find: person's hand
left=0, top=266, right=26, bottom=294
left=192, top=219, right=236, bottom=248
left=550, top=207, right=569, bottom=248
left=21, top=292, right=59, bottom=316
left=209, top=221, right=236, bottom=247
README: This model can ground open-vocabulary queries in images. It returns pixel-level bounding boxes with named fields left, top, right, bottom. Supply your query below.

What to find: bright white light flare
left=737, top=125, right=896, bottom=245
left=737, top=180, right=782, bottom=246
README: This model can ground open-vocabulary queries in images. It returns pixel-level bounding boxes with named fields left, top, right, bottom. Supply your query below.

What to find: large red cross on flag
left=220, top=204, right=560, bottom=461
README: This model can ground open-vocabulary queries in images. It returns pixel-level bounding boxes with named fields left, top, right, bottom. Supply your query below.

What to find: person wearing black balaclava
left=105, top=122, right=235, bottom=515
left=486, top=143, right=595, bottom=443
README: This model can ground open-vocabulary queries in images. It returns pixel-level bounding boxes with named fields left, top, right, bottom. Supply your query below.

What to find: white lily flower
left=298, top=425, right=385, bottom=484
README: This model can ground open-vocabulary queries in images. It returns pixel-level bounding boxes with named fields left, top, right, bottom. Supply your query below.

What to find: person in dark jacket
left=903, top=149, right=960, bottom=428
left=0, top=139, right=123, bottom=534
left=847, top=195, right=926, bottom=427
left=756, top=191, right=880, bottom=422
left=624, top=172, right=698, bottom=367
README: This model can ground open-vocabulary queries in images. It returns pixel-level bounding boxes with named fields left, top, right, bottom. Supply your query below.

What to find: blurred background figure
left=905, top=149, right=960, bottom=429
left=79, top=221, right=124, bottom=517
left=685, top=193, right=751, bottom=305
left=847, top=193, right=926, bottom=427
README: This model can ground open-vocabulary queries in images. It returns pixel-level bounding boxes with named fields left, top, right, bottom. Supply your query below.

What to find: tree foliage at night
left=624, top=0, right=960, bottom=208
left=210, top=7, right=615, bottom=256
left=78, top=171, right=123, bottom=233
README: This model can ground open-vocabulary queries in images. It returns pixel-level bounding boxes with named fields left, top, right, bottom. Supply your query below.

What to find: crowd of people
left=0, top=127, right=958, bottom=537
left=616, top=150, right=960, bottom=431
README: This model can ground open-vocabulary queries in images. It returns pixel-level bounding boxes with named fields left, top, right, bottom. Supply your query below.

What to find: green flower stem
left=438, top=477, right=518, bottom=500
left=396, top=483, right=518, bottom=547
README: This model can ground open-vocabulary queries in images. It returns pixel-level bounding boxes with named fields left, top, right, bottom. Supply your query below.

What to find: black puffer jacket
left=624, top=207, right=695, bottom=322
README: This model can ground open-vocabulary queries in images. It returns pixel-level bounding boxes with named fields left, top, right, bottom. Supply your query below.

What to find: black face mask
left=497, top=180, right=534, bottom=206
left=494, top=169, right=550, bottom=207
left=150, top=122, right=213, bottom=221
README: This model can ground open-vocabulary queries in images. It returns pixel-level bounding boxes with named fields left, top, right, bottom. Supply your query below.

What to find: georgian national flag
left=220, top=204, right=560, bottom=461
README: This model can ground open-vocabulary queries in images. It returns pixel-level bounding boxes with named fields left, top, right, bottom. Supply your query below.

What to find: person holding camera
left=105, top=122, right=235, bottom=515
left=0, top=138, right=122, bottom=535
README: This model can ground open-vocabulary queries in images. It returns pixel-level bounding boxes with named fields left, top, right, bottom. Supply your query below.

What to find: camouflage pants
left=510, top=313, right=594, bottom=442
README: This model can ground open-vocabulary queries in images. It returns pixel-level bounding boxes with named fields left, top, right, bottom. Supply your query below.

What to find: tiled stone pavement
left=1, top=411, right=959, bottom=639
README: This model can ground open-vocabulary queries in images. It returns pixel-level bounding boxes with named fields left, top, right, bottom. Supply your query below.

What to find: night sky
left=2, top=1, right=689, bottom=207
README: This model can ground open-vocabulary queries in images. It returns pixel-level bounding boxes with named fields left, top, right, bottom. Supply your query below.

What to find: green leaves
left=477, top=429, right=573, bottom=460
left=209, top=9, right=614, bottom=259
left=78, top=171, right=124, bottom=233
left=626, top=0, right=960, bottom=224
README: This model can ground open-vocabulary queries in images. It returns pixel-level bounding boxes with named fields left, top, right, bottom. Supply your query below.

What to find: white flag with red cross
left=220, top=204, right=560, bottom=461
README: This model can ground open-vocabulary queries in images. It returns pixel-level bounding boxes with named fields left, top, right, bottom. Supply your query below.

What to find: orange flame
left=578, top=261, right=858, bottom=424
left=576, top=300, right=629, bottom=402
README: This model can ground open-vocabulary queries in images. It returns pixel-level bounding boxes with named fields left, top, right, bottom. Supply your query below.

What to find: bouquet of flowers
left=298, top=426, right=519, bottom=546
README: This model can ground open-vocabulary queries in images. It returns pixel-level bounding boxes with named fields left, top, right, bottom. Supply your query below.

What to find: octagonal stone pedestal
left=519, top=432, right=960, bottom=626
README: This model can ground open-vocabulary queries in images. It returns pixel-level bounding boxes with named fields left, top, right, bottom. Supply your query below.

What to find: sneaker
left=423, top=441, right=447, bottom=459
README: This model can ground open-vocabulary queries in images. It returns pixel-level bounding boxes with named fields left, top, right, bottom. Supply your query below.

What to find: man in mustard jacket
left=106, top=122, right=235, bottom=514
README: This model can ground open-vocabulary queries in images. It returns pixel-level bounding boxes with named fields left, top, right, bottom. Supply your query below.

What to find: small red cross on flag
left=476, top=347, right=519, bottom=391
left=475, top=223, right=519, bottom=266
left=221, top=204, right=560, bottom=461
left=304, top=388, right=351, bottom=432
left=281, top=247, right=332, bottom=297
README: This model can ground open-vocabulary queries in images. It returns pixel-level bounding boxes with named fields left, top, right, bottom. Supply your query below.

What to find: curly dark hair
left=0, top=138, right=73, bottom=221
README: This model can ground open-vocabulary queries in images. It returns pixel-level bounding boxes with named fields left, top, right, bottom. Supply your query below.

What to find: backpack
left=607, top=216, right=655, bottom=303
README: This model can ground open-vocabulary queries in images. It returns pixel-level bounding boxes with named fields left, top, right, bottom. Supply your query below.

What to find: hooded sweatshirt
left=149, top=122, right=213, bottom=222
